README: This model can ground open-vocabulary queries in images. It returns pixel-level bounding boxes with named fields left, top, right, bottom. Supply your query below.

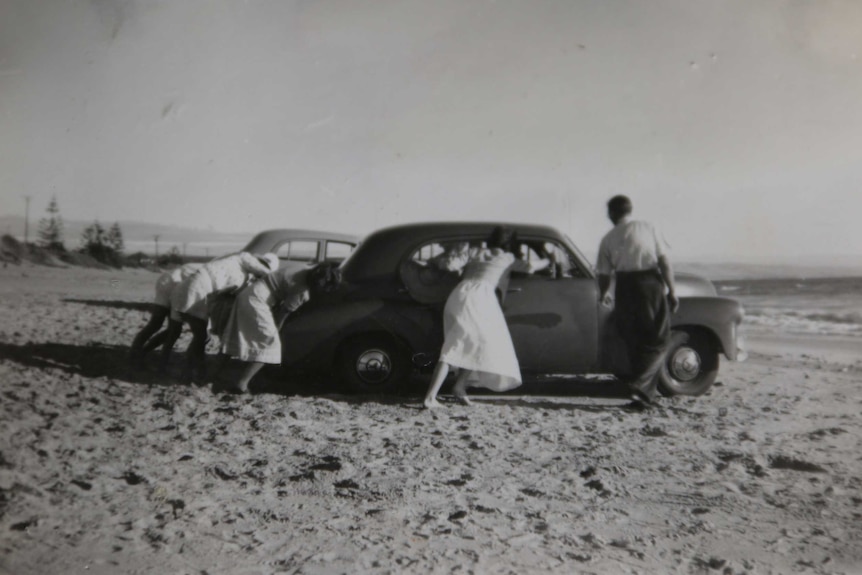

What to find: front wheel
left=658, top=330, right=719, bottom=397
left=336, top=334, right=411, bottom=394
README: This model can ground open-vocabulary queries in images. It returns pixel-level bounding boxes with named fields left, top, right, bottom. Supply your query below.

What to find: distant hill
left=0, top=215, right=253, bottom=257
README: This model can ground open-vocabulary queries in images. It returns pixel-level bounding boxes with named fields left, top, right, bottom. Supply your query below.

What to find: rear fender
left=673, top=297, right=744, bottom=360
left=281, top=299, right=438, bottom=369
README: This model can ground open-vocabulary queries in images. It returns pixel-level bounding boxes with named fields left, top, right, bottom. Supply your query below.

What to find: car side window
left=512, top=239, right=585, bottom=279
left=325, top=241, right=355, bottom=263
left=399, top=239, right=470, bottom=304
left=411, top=242, right=445, bottom=264
left=543, top=241, right=589, bottom=278
left=511, top=243, right=550, bottom=279
left=544, top=241, right=583, bottom=278
left=276, top=240, right=319, bottom=263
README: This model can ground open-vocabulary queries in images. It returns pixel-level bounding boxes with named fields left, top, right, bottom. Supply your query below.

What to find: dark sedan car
left=279, top=222, right=745, bottom=396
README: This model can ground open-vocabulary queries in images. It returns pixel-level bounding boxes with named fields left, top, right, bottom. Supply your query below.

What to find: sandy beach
left=1, top=264, right=860, bottom=575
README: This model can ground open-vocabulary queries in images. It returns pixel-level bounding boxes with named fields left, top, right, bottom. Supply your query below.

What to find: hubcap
left=355, top=349, right=392, bottom=384
left=669, top=347, right=701, bottom=382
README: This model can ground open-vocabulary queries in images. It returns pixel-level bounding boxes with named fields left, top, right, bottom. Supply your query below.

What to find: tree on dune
left=108, top=222, right=125, bottom=254
left=37, top=195, right=65, bottom=252
left=80, top=220, right=125, bottom=267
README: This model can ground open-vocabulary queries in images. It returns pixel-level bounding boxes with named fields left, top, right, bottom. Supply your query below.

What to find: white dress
left=171, top=253, right=271, bottom=320
left=220, top=268, right=310, bottom=364
left=154, top=263, right=202, bottom=311
left=438, top=249, right=523, bottom=392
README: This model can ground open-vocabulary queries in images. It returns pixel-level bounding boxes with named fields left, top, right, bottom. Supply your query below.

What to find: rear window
left=276, top=240, right=319, bottom=262
left=325, top=241, right=355, bottom=262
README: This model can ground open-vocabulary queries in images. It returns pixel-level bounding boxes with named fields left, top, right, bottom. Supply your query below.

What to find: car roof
left=342, top=221, right=569, bottom=282
left=243, top=229, right=360, bottom=252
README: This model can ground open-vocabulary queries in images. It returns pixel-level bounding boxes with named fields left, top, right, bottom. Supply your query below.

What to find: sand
left=1, top=264, right=860, bottom=575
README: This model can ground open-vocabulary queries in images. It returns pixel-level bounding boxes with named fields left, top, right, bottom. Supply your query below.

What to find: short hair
left=308, top=262, right=342, bottom=296
left=487, top=225, right=518, bottom=252
left=607, top=195, right=633, bottom=216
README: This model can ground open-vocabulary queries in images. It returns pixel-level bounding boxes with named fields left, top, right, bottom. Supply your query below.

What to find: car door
left=503, top=240, right=600, bottom=375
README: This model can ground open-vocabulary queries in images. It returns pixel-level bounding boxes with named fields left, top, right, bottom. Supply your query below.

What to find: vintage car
left=241, top=229, right=359, bottom=272
left=279, top=222, right=745, bottom=397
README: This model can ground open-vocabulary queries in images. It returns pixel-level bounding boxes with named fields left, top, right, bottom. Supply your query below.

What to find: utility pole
left=182, top=242, right=187, bottom=259
left=23, top=195, right=31, bottom=244
left=153, top=235, right=160, bottom=259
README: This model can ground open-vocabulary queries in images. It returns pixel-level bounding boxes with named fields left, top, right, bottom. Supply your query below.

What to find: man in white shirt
left=597, top=195, right=679, bottom=408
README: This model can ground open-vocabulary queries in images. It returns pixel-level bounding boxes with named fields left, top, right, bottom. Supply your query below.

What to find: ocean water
left=715, top=277, right=862, bottom=338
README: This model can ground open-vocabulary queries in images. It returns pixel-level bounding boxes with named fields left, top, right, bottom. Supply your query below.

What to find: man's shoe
left=631, top=389, right=659, bottom=406
left=623, top=399, right=650, bottom=411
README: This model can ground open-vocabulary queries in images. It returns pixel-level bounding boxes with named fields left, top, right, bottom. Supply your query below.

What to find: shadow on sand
left=63, top=298, right=154, bottom=312
left=0, top=341, right=176, bottom=387
left=0, top=341, right=636, bottom=408
left=0, top=341, right=343, bottom=395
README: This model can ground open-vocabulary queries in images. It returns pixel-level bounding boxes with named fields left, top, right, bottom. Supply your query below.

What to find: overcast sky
left=1, top=0, right=861, bottom=261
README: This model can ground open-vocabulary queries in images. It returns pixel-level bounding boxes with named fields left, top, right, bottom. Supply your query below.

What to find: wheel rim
left=668, top=347, right=701, bottom=382
left=355, top=348, right=392, bottom=385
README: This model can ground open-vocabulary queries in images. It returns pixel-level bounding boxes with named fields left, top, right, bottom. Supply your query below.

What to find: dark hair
left=487, top=225, right=518, bottom=252
left=307, top=262, right=342, bottom=296
left=607, top=195, right=633, bottom=217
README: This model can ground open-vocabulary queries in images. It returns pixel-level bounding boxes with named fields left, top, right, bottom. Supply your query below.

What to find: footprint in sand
left=768, top=455, right=827, bottom=473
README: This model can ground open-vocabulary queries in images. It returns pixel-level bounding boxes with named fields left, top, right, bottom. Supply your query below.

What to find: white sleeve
left=239, top=253, right=271, bottom=276
left=596, top=238, right=612, bottom=275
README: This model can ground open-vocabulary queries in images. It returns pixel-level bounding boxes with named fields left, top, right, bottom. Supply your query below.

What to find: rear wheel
left=658, top=330, right=719, bottom=397
left=336, top=334, right=411, bottom=394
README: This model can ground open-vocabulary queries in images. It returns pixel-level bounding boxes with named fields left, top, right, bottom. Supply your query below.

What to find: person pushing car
left=596, top=195, right=679, bottom=409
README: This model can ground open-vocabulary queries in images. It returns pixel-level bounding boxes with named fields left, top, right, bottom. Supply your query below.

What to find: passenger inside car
left=428, top=241, right=471, bottom=272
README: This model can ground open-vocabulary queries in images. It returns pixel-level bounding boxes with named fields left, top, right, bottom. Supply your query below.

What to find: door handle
left=507, top=288, right=522, bottom=293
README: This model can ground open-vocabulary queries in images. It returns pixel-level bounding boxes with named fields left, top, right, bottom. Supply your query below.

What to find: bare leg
left=452, top=370, right=473, bottom=406
left=228, top=361, right=265, bottom=394
left=130, top=307, right=168, bottom=365
left=423, top=361, right=450, bottom=409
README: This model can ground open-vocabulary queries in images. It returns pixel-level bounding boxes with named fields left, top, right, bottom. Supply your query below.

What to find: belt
left=615, top=269, right=660, bottom=278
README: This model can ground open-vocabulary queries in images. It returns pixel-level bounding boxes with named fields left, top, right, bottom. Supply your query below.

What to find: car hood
left=674, top=272, right=717, bottom=297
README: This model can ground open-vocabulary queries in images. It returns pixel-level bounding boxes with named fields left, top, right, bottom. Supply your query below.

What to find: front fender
left=673, top=297, right=745, bottom=360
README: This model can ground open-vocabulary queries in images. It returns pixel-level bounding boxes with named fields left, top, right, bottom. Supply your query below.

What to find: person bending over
left=214, top=262, right=342, bottom=394
left=168, top=251, right=278, bottom=383
left=423, top=226, right=548, bottom=408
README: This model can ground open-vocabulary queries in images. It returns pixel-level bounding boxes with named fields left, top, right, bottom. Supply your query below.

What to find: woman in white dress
left=215, top=262, right=342, bottom=393
left=423, top=227, right=549, bottom=408
left=129, top=262, right=201, bottom=369
left=169, top=251, right=279, bottom=382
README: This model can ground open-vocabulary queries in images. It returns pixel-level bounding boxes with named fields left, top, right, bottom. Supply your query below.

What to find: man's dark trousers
left=614, top=269, right=671, bottom=402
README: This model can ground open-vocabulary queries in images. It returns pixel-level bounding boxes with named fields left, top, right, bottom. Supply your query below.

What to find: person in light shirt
left=169, top=251, right=279, bottom=383
left=129, top=262, right=202, bottom=370
left=597, top=195, right=678, bottom=409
